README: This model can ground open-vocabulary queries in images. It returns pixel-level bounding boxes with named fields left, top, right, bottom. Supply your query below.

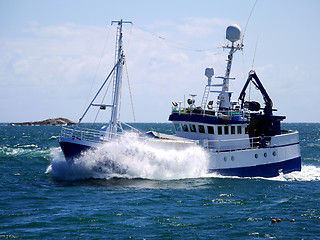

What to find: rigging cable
left=125, top=61, right=136, bottom=123
left=251, top=36, right=259, bottom=70
left=124, top=23, right=133, bottom=58
left=239, top=0, right=258, bottom=101
left=118, top=24, right=136, bottom=124
left=132, top=23, right=225, bottom=75
left=118, top=24, right=134, bottom=125
left=241, top=0, right=258, bottom=45
left=91, top=68, right=113, bottom=128
left=245, top=0, right=258, bottom=104
left=125, top=24, right=136, bottom=123
left=82, top=24, right=112, bottom=117
left=133, top=24, right=218, bottom=53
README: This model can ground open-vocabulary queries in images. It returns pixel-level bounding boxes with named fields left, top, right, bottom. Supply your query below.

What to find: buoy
left=271, top=219, right=276, bottom=223
left=290, top=219, right=295, bottom=222
left=276, top=218, right=282, bottom=223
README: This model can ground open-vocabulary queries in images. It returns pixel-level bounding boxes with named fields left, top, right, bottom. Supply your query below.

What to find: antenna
left=217, top=24, right=243, bottom=110
left=251, top=36, right=259, bottom=70
left=241, top=0, right=258, bottom=45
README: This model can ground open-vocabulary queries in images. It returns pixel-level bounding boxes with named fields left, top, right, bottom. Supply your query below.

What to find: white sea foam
left=203, top=165, right=320, bottom=182
left=269, top=165, right=320, bottom=182
left=48, top=132, right=209, bottom=181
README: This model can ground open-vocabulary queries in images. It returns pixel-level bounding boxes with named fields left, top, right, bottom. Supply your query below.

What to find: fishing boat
left=59, top=20, right=194, bottom=164
left=59, top=20, right=301, bottom=178
left=168, top=24, right=301, bottom=177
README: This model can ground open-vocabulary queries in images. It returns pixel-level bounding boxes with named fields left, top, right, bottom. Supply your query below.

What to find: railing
left=171, top=106, right=249, bottom=121
left=60, top=126, right=119, bottom=143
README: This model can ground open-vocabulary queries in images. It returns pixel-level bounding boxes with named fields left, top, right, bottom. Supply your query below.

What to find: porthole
left=264, top=152, right=267, bottom=158
left=224, top=156, right=227, bottom=162
left=255, top=153, right=258, bottom=159
left=231, top=156, right=235, bottom=161
left=272, top=151, right=276, bottom=156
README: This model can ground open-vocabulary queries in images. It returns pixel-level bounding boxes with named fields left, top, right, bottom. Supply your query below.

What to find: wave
left=0, top=145, right=50, bottom=157
left=48, top=136, right=60, bottom=140
left=47, top=132, right=209, bottom=181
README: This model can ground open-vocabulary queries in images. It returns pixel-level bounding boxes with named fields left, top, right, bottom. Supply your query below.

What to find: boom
left=238, top=70, right=273, bottom=116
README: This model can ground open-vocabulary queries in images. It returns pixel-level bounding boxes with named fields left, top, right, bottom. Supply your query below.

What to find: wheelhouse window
left=218, top=126, right=222, bottom=135
left=198, top=125, right=205, bottom=133
left=237, top=126, right=242, bottom=134
left=207, top=126, right=214, bottom=134
left=174, top=123, right=181, bottom=131
left=182, top=124, right=188, bottom=132
left=231, top=126, right=235, bottom=134
left=189, top=124, right=196, bottom=132
left=224, top=126, right=229, bottom=134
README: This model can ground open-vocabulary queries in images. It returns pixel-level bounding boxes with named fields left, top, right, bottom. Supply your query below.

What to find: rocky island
left=9, top=118, right=76, bottom=126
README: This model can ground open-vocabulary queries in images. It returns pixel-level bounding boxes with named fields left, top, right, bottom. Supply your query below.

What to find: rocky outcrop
left=9, top=118, right=77, bottom=126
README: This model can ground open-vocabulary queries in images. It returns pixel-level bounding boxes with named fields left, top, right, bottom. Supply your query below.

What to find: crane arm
left=238, top=70, right=273, bottom=115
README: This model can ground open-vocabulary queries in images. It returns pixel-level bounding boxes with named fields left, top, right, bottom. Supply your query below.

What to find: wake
left=269, top=165, right=320, bottom=182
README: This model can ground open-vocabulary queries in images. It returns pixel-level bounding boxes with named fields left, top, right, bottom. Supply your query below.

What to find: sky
left=0, top=0, right=319, bottom=123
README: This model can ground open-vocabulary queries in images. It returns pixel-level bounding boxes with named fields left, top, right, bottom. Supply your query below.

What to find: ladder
left=200, top=82, right=224, bottom=109
left=200, top=85, right=211, bottom=109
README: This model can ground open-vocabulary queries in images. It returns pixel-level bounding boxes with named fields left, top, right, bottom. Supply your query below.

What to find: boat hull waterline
left=59, top=133, right=301, bottom=178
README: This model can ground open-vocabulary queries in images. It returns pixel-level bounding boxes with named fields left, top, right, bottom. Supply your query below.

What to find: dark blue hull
left=209, top=157, right=301, bottom=178
left=59, top=141, right=94, bottom=160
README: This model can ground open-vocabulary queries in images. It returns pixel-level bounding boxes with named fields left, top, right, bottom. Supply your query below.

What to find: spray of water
left=47, top=132, right=209, bottom=181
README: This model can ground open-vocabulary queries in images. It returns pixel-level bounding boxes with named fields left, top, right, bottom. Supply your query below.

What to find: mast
left=107, top=20, right=132, bottom=138
left=217, top=24, right=243, bottom=111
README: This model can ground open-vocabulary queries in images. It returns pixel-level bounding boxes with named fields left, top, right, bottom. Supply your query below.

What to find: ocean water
left=0, top=122, right=319, bottom=239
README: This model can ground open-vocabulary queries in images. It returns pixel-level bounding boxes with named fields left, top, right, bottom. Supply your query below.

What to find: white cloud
left=1, top=17, right=317, bottom=123
left=0, top=19, right=236, bottom=122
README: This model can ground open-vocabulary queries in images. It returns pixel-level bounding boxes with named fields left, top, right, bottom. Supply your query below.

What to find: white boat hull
left=59, top=130, right=301, bottom=178
left=208, top=142, right=301, bottom=177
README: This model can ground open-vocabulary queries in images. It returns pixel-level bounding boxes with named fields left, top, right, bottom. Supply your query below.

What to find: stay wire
left=251, top=36, right=259, bottom=70
left=91, top=69, right=113, bottom=128
left=82, top=24, right=113, bottom=119
left=125, top=61, right=136, bottom=123
left=133, top=24, right=218, bottom=53
left=241, top=0, right=258, bottom=44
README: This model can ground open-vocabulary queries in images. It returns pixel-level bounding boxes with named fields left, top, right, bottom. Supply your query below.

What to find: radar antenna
left=216, top=24, right=243, bottom=111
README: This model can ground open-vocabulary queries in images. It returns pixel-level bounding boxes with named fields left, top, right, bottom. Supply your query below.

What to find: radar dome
left=226, top=24, right=241, bottom=43
left=205, top=68, right=214, bottom=78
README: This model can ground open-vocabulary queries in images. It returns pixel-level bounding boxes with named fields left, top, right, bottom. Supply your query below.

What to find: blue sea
left=0, top=123, right=319, bottom=239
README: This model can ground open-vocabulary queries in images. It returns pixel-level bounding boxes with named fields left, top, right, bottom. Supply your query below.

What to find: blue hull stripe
left=209, top=157, right=301, bottom=178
